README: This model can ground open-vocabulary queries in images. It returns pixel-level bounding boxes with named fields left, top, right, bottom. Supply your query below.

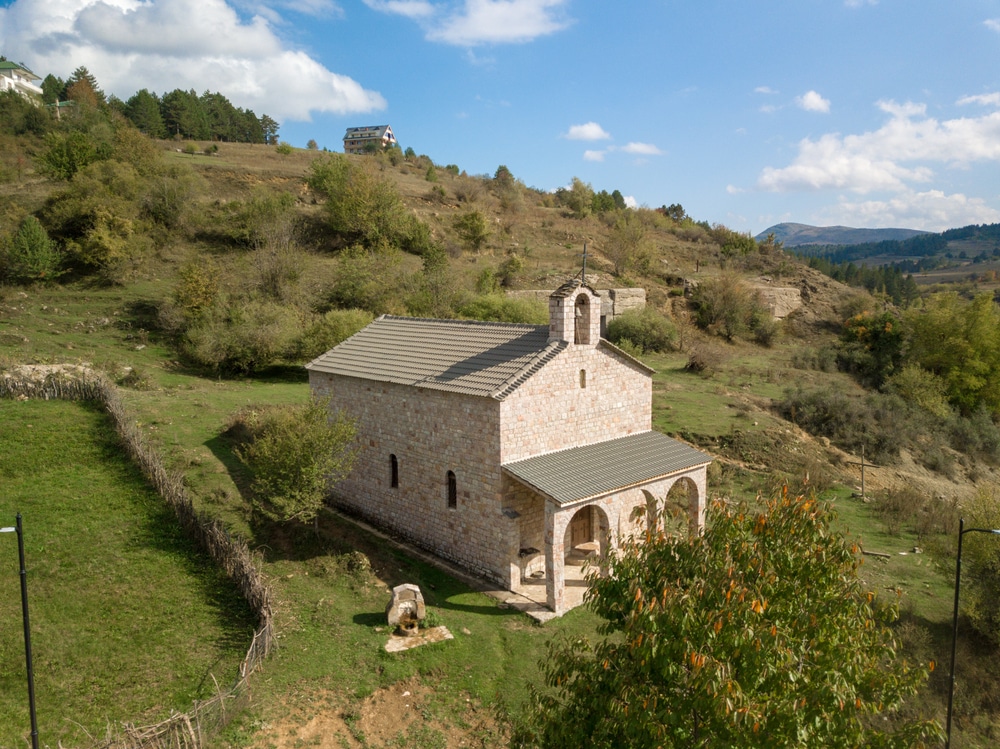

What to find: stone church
left=307, top=278, right=712, bottom=614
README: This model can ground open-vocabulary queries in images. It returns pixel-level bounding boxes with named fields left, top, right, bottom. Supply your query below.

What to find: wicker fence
left=2, top=372, right=276, bottom=749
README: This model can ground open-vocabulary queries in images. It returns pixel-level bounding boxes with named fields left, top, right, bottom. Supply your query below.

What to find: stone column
left=544, top=501, right=567, bottom=614
left=688, top=468, right=708, bottom=536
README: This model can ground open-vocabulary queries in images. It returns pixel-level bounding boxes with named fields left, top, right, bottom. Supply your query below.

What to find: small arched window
left=447, top=470, right=457, bottom=509
left=574, top=295, right=590, bottom=345
left=390, top=454, right=398, bottom=488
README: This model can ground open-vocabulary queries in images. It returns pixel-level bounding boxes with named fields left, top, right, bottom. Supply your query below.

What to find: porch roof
left=502, top=431, right=712, bottom=506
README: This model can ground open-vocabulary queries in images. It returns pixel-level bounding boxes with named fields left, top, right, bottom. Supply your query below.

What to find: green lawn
left=0, top=400, right=256, bottom=749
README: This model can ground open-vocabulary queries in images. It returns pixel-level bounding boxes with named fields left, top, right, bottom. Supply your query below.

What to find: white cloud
left=754, top=85, right=778, bottom=95
left=367, top=0, right=572, bottom=46
left=583, top=150, right=605, bottom=162
left=985, top=18, right=1000, bottom=33
left=362, top=0, right=435, bottom=19
left=844, top=0, right=877, bottom=7
left=564, top=122, right=611, bottom=140
left=623, top=195, right=638, bottom=209
left=821, top=190, right=1000, bottom=232
left=958, top=92, right=1000, bottom=107
left=619, top=142, right=663, bottom=156
left=877, top=99, right=926, bottom=118
left=0, top=0, right=386, bottom=122
left=758, top=100, right=1000, bottom=194
left=795, top=90, right=831, bottom=113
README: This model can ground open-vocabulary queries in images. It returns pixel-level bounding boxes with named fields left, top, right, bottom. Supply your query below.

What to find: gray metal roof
left=343, top=125, right=393, bottom=139
left=503, top=431, right=712, bottom=506
left=306, top=315, right=566, bottom=399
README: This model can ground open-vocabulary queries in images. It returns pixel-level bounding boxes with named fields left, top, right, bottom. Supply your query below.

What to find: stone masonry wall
left=500, top=345, right=651, bottom=463
left=310, top=372, right=514, bottom=585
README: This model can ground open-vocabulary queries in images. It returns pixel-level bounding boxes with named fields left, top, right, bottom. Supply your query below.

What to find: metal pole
left=946, top=518, right=964, bottom=749
left=17, top=515, right=39, bottom=749
left=945, top=522, right=1000, bottom=749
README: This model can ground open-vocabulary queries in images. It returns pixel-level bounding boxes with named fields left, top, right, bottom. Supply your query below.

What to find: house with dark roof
left=307, top=279, right=711, bottom=614
left=342, top=125, right=396, bottom=155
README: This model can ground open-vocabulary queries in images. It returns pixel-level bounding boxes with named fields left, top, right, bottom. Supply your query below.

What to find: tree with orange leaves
left=516, top=490, right=941, bottom=748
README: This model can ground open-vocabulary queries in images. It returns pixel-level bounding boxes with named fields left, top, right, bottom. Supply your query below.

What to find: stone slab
left=384, top=625, right=454, bottom=653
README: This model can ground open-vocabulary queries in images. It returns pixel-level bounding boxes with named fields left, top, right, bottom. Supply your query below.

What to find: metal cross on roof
left=580, top=243, right=588, bottom=284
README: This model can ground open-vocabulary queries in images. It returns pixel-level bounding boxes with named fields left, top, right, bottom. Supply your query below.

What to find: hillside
left=756, top=222, right=929, bottom=247
left=4, top=132, right=1000, bottom=747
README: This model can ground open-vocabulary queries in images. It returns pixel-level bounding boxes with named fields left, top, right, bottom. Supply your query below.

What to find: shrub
left=961, top=486, right=1000, bottom=644
left=885, top=364, right=951, bottom=418
left=1, top=215, right=62, bottom=284
left=603, top=210, right=651, bottom=277
left=452, top=177, right=484, bottom=204
left=275, top=141, right=294, bottom=155
left=837, top=310, right=904, bottom=388
left=292, top=309, right=374, bottom=362
left=308, top=155, right=414, bottom=250
left=182, top=298, right=302, bottom=374
left=172, top=257, right=220, bottom=320
left=453, top=210, right=491, bottom=253
left=234, top=398, right=356, bottom=525
left=690, top=273, right=769, bottom=342
left=606, top=307, right=677, bottom=354
left=323, top=245, right=406, bottom=315
left=37, top=130, right=105, bottom=180
left=306, top=139, right=318, bottom=150
left=457, top=294, right=547, bottom=324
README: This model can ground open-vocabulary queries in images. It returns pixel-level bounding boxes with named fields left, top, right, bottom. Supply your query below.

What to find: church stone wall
left=499, top=345, right=651, bottom=463
left=310, top=373, right=515, bottom=585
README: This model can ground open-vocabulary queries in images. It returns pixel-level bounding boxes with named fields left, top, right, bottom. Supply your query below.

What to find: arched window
left=447, top=470, right=457, bottom=509
left=574, top=295, right=590, bottom=345
left=390, top=454, right=398, bottom=488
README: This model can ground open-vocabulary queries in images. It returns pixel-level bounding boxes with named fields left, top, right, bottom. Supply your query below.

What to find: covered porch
left=502, top=431, right=712, bottom=615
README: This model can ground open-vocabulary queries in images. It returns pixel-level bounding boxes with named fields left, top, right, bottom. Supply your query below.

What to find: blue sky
left=2, top=0, right=1000, bottom=233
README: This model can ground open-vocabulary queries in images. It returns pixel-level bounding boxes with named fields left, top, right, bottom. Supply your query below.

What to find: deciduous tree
left=518, top=490, right=940, bottom=748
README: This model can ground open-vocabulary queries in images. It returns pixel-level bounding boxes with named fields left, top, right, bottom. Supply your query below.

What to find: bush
left=1, top=215, right=62, bottom=284
left=457, top=294, right=548, bottom=324
left=292, top=309, right=374, bottom=361
left=603, top=210, right=651, bottom=277
left=308, top=155, right=415, bottom=251
left=182, top=298, right=302, bottom=374
left=453, top=210, right=491, bottom=253
left=234, top=398, right=356, bottom=525
left=690, top=273, right=770, bottom=342
left=962, top=486, right=1000, bottom=644
left=323, top=245, right=406, bottom=315
left=885, top=364, right=951, bottom=418
left=275, top=142, right=294, bottom=155
left=605, top=307, right=677, bottom=354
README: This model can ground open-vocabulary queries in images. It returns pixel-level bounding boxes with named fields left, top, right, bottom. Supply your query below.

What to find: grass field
left=0, top=399, right=257, bottom=748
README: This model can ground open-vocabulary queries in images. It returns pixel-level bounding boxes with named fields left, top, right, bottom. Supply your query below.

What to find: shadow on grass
left=79, top=404, right=259, bottom=696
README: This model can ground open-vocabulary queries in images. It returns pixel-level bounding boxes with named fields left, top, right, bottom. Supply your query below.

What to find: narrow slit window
left=580, top=369, right=587, bottom=388
left=390, top=454, right=398, bottom=488
left=447, top=470, right=457, bottom=508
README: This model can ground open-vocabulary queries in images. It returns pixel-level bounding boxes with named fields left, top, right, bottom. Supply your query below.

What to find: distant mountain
left=755, top=223, right=930, bottom=247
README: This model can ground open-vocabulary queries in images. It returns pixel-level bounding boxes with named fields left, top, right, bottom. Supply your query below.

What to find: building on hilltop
left=342, top=124, right=396, bottom=155
left=0, top=61, right=43, bottom=100
left=307, top=278, right=712, bottom=615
